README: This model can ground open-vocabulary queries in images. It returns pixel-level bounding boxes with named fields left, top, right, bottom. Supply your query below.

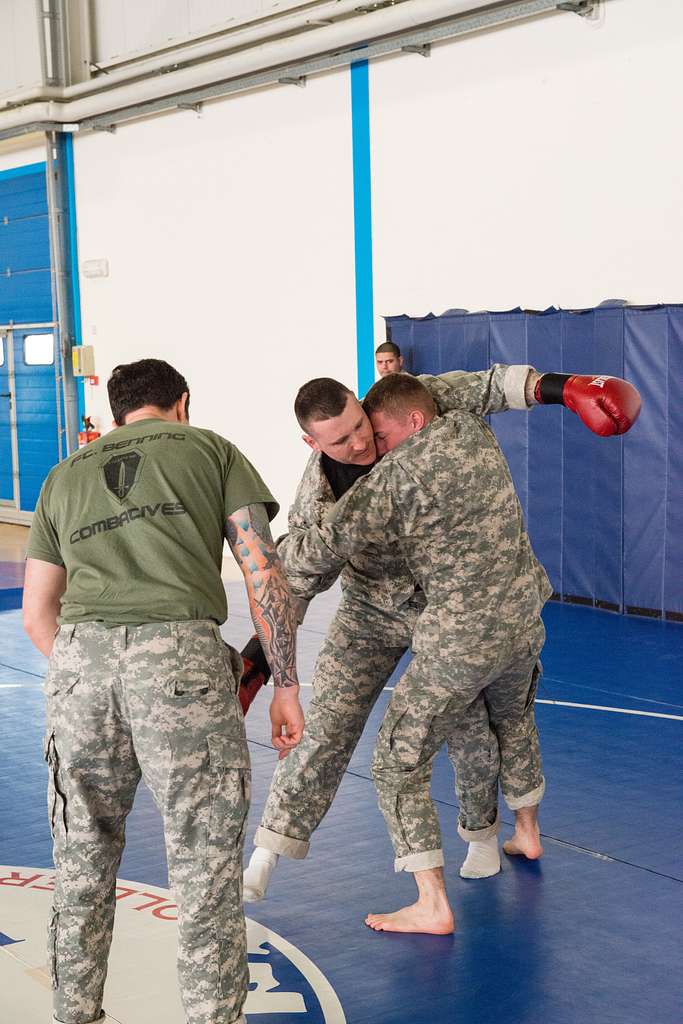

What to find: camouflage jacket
left=285, top=408, right=552, bottom=654
left=278, top=364, right=533, bottom=613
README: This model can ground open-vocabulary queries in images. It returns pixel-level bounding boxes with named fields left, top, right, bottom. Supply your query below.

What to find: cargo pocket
left=379, top=697, right=449, bottom=769
left=207, top=735, right=251, bottom=862
left=43, top=670, right=80, bottom=700
left=44, top=732, right=68, bottom=842
left=47, top=910, right=59, bottom=990
left=164, top=676, right=215, bottom=699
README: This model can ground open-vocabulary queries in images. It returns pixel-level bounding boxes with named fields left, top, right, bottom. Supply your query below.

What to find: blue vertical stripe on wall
left=350, top=60, right=375, bottom=398
left=64, top=134, right=85, bottom=422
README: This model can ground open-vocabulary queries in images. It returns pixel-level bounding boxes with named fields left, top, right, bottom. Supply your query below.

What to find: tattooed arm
left=226, top=503, right=304, bottom=750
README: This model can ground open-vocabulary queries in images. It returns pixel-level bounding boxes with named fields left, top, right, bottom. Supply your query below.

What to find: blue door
left=1, top=163, right=64, bottom=517
left=0, top=328, right=62, bottom=514
left=14, top=329, right=63, bottom=512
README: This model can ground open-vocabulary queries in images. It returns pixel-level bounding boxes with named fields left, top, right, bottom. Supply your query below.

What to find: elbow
left=22, top=607, right=39, bottom=644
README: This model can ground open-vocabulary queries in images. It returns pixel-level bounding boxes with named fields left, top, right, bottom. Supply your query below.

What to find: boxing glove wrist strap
left=535, top=373, right=572, bottom=405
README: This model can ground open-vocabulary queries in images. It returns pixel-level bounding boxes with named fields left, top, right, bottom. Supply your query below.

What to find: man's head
left=295, top=377, right=376, bottom=465
left=363, top=374, right=436, bottom=456
left=375, top=341, right=404, bottom=377
left=108, top=358, right=190, bottom=426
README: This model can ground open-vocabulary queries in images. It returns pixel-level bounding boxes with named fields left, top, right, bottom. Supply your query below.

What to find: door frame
left=0, top=320, right=58, bottom=526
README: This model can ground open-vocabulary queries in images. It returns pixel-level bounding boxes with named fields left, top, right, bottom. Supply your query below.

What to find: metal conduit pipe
left=1, top=0, right=368, bottom=108
left=0, top=0, right=495, bottom=131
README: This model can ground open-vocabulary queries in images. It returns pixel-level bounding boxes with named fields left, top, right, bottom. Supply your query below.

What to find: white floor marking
left=535, top=698, right=683, bottom=721
left=0, top=868, right=346, bottom=1023
left=297, top=684, right=683, bottom=720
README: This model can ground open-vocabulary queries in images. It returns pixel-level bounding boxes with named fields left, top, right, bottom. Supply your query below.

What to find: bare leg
left=365, top=867, right=455, bottom=935
left=503, top=805, right=543, bottom=860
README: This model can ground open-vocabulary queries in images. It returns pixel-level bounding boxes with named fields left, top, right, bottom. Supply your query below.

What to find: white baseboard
left=0, top=509, right=33, bottom=526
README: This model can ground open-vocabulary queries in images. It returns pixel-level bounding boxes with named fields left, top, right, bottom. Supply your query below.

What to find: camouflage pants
left=374, top=619, right=546, bottom=871
left=44, top=620, right=250, bottom=1024
left=255, top=596, right=500, bottom=860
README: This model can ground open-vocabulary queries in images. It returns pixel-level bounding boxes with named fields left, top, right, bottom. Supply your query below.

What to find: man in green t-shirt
left=23, top=358, right=304, bottom=1024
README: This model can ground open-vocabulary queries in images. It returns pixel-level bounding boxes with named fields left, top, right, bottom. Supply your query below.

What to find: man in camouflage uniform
left=282, top=372, right=553, bottom=934
left=243, top=364, right=540, bottom=899
left=23, top=359, right=304, bottom=1024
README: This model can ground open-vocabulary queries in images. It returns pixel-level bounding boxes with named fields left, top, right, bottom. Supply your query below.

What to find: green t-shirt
left=27, top=419, right=278, bottom=626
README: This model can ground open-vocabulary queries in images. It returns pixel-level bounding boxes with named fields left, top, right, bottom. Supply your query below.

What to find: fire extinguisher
left=78, top=415, right=101, bottom=447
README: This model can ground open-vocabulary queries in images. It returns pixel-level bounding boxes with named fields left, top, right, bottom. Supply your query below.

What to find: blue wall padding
left=665, top=311, right=683, bottom=616
left=622, top=310, right=669, bottom=613
left=385, top=304, right=682, bottom=618
left=527, top=313, right=564, bottom=599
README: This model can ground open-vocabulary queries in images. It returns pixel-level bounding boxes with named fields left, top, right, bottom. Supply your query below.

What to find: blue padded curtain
left=385, top=305, right=683, bottom=620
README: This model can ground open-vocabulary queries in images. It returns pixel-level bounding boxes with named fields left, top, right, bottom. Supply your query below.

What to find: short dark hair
left=363, top=373, right=436, bottom=420
left=294, top=377, right=353, bottom=431
left=375, top=341, right=401, bottom=357
left=108, top=358, right=190, bottom=426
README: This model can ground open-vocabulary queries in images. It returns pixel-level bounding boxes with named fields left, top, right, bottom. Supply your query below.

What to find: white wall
left=3, top=0, right=683, bottom=537
left=73, top=70, right=357, bottom=537
left=0, top=139, right=44, bottom=174
left=371, top=0, right=683, bottom=328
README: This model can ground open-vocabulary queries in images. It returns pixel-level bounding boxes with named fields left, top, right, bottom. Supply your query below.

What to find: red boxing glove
left=238, top=636, right=271, bottom=716
left=239, top=658, right=267, bottom=715
left=534, top=373, right=641, bottom=437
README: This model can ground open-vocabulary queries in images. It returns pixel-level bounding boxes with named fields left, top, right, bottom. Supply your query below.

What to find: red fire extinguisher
left=78, top=415, right=101, bottom=447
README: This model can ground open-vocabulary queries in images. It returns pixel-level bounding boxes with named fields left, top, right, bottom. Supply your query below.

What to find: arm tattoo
left=226, top=504, right=299, bottom=688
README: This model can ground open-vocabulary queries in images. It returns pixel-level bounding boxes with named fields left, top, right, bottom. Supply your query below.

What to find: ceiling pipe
left=1, top=0, right=387, bottom=108
left=0, top=0, right=578, bottom=139
left=0, top=0, right=495, bottom=123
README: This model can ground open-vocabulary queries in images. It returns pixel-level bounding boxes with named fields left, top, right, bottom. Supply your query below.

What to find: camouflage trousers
left=44, top=620, right=250, bottom=1024
left=374, top=618, right=546, bottom=871
left=255, top=595, right=501, bottom=861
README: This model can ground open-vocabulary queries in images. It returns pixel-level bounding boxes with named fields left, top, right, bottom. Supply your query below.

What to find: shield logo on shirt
left=101, top=451, right=145, bottom=503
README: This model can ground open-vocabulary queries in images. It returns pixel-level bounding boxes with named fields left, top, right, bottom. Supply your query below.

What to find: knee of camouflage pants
left=259, top=696, right=369, bottom=855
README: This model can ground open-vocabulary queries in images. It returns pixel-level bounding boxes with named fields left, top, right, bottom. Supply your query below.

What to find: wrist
left=535, top=372, right=572, bottom=405
left=525, top=371, right=542, bottom=406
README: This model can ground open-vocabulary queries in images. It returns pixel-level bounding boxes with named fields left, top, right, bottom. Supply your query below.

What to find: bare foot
left=503, top=805, right=543, bottom=860
left=365, top=901, right=455, bottom=935
left=503, top=826, right=543, bottom=860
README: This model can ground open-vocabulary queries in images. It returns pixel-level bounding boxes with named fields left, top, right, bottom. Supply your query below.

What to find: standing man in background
left=23, top=358, right=304, bottom=1024
left=375, top=341, right=404, bottom=376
